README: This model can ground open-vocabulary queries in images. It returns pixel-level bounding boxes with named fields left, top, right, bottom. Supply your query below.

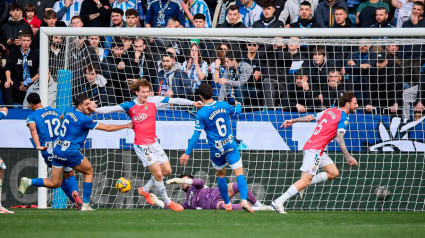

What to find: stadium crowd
left=0, top=0, right=423, bottom=120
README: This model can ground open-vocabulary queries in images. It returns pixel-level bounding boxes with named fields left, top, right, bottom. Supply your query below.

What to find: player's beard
left=182, top=186, right=190, bottom=192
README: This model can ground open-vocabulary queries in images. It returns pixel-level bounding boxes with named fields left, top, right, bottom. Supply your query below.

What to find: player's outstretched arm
left=166, top=178, right=193, bottom=185
left=336, top=131, right=358, bottom=167
left=168, top=97, right=203, bottom=108
left=180, top=130, right=202, bottom=165
left=280, top=115, right=315, bottom=128
left=94, top=105, right=125, bottom=114
left=96, top=122, right=133, bottom=132
left=27, top=123, right=47, bottom=151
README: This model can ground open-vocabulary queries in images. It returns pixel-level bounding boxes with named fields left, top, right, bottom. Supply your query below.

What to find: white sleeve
left=314, top=110, right=326, bottom=121
left=150, top=96, right=194, bottom=108
left=168, top=98, right=194, bottom=106
left=95, top=105, right=125, bottom=114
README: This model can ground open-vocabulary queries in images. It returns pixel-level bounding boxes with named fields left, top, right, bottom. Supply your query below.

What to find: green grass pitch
left=1, top=209, right=424, bottom=238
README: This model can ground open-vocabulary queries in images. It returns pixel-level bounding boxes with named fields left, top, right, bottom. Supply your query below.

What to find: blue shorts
left=41, top=150, right=54, bottom=168
left=52, top=147, right=84, bottom=169
left=210, top=142, right=242, bottom=170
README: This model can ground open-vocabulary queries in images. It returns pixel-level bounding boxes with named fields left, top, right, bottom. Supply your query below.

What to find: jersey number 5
left=313, top=119, right=328, bottom=135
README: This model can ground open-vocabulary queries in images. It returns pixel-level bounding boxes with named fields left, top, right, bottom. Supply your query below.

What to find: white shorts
left=300, top=150, right=334, bottom=175
left=134, top=141, right=168, bottom=167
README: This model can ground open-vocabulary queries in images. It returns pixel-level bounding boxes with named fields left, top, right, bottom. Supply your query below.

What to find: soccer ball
left=375, top=186, right=391, bottom=201
left=116, top=177, right=131, bottom=193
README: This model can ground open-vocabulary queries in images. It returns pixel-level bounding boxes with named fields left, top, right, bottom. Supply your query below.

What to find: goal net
left=41, top=28, right=425, bottom=211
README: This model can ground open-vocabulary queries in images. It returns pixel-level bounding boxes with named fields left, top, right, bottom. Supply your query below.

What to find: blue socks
left=61, top=176, right=79, bottom=203
left=82, top=182, right=93, bottom=203
left=217, top=177, right=230, bottom=204
left=236, top=175, right=248, bottom=201
left=31, top=178, right=44, bottom=187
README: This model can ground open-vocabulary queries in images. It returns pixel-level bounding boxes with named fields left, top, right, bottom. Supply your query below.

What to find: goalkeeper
left=160, top=174, right=271, bottom=211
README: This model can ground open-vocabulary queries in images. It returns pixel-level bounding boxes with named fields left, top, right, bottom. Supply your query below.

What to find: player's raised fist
left=179, top=153, right=189, bottom=166
left=192, top=101, right=203, bottom=108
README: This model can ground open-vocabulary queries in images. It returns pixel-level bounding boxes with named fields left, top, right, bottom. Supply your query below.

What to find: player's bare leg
left=159, top=161, right=172, bottom=177
left=19, top=166, right=65, bottom=199
left=233, top=167, right=254, bottom=213
left=228, top=182, right=268, bottom=210
left=73, top=157, right=94, bottom=211
left=216, top=168, right=232, bottom=211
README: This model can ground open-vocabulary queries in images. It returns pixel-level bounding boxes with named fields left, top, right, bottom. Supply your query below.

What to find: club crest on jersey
left=144, top=105, right=148, bottom=110
left=133, top=113, right=148, bottom=122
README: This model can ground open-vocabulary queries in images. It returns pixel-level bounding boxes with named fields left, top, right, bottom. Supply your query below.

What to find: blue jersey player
left=179, top=83, right=254, bottom=213
left=19, top=95, right=132, bottom=211
left=19, top=93, right=82, bottom=209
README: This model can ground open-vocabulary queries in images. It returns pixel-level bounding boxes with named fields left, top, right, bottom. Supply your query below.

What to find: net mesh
left=45, top=32, right=425, bottom=211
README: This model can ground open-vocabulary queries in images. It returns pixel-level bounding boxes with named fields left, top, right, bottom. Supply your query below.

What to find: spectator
left=145, top=0, right=185, bottom=28
left=18, top=0, right=55, bottom=20
left=3, top=32, right=39, bottom=106
left=180, top=0, right=212, bottom=28
left=385, top=44, right=402, bottom=66
left=211, top=43, right=231, bottom=98
left=287, top=1, right=320, bottom=28
left=402, top=1, right=425, bottom=27
left=192, top=13, right=207, bottom=28
left=80, top=0, right=112, bottom=27
left=41, top=10, right=67, bottom=27
left=23, top=4, right=41, bottom=36
left=111, top=8, right=126, bottom=27
left=285, top=69, right=320, bottom=113
left=110, top=0, right=136, bottom=21
left=403, top=75, right=425, bottom=119
left=370, top=7, right=394, bottom=27
left=70, top=15, right=84, bottom=27
left=155, top=54, right=192, bottom=98
left=309, top=46, right=335, bottom=89
left=356, top=0, right=390, bottom=27
left=239, top=0, right=262, bottom=28
left=315, top=0, right=348, bottom=28
left=53, top=0, right=83, bottom=26
left=332, top=6, right=353, bottom=27
left=166, top=16, right=183, bottom=28
left=128, top=37, right=158, bottom=83
left=243, top=41, right=263, bottom=105
left=252, top=0, right=284, bottom=28
left=2, top=2, right=32, bottom=51
left=218, top=4, right=246, bottom=28
left=136, top=0, right=148, bottom=26
left=218, top=51, right=253, bottom=104
left=23, top=70, right=57, bottom=109
left=393, top=0, right=414, bottom=27
left=88, top=36, right=106, bottom=62
left=217, top=0, right=237, bottom=26
left=182, top=43, right=208, bottom=93
left=256, top=0, right=286, bottom=18
left=279, top=0, right=318, bottom=24
left=318, top=69, right=353, bottom=108
left=79, top=64, right=116, bottom=107
left=48, top=36, right=65, bottom=78
left=125, top=8, right=139, bottom=28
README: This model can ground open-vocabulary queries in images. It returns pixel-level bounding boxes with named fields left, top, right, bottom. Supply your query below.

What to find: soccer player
left=0, top=107, right=13, bottom=214
left=271, top=91, right=359, bottom=214
left=19, top=95, right=132, bottom=211
left=94, top=78, right=203, bottom=212
left=179, top=83, right=254, bottom=213
left=22, top=93, right=82, bottom=209
left=164, top=174, right=271, bottom=211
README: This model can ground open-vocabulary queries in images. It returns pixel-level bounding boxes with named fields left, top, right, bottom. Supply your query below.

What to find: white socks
left=275, top=185, right=298, bottom=205
left=142, top=176, right=155, bottom=193
left=310, top=172, right=328, bottom=185
left=154, top=180, right=171, bottom=205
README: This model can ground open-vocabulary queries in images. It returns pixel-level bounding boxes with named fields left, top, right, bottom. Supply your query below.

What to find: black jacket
left=1, top=18, right=32, bottom=48
left=289, top=18, right=320, bottom=28
left=218, top=21, right=246, bottom=28
left=252, top=16, right=284, bottom=28
left=80, top=0, right=112, bottom=27
left=5, top=47, right=39, bottom=83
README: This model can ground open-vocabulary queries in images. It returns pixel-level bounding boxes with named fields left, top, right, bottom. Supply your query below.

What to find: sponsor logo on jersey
left=133, top=113, right=148, bottom=122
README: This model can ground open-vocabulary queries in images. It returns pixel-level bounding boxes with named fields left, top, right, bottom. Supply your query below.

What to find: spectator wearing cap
left=284, top=69, right=320, bottom=113
left=218, top=4, right=246, bottom=28
left=315, top=0, right=347, bottom=28
left=80, top=0, right=112, bottom=27
left=252, top=0, right=284, bottom=28
left=2, top=2, right=32, bottom=51
left=53, top=0, right=83, bottom=26
left=180, top=0, right=212, bottom=28
left=370, top=7, right=394, bottom=27
left=256, top=0, right=286, bottom=18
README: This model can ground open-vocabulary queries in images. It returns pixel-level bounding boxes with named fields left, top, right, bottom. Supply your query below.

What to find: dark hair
left=74, top=94, right=90, bottom=107
left=327, top=68, right=340, bottom=75
left=111, top=8, right=124, bottom=16
left=19, top=31, right=32, bottom=39
left=338, top=91, right=356, bottom=108
left=9, top=2, right=22, bottom=11
left=44, top=10, right=57, bottom=19
left=225, top=50, right=241, bottom=62
left=414, top=1, right=425, bottom=10
left=125, top=8, right=138, bottom=17
left=194, top=13, right=206, bottom=21
left=198, top=83, right=213, bottom=100
left=71, top=15, right=83, bottom=22
left=376, top=7, right=388, bottom=14
left=179, top=174, right=194, bottom=179
left=312, top=46, right=326, bottom=56
left=133, top=37, right=146, bottom=45
left=168, top=16, right=180, bottom=24
left=334, top=6, right=347, bottom=13
left=27, top=93, right=41, bottom=105
left=300, top=1, right=311, bottom=8
left=162, top=53, right=174, bottom=60
left=24, top=4, right=36, bottom=14
left=84, top=64, right=99, bottom=74
left=261, top=0, right=275, bottom=8
left=111, top=38, right=124, bottom=48
left=228, top=4, right=239, bottom=12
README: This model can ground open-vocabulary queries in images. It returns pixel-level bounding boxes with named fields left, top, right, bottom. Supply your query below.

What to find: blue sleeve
left=337, top=112, right=349, bottom=132
left=194, top=113, right=205, bottom=131
left=83, top=116, right=98, bottom=130
left=177, top=5, right=186, bottom=25
left=185, top=130, right=201, bottom=155
left=119, top=101, right=134, bottom=114
left=227, top=103, right=241, bottom=115
left=0, top=112, right=5, bottom=120
left=26, top=114, right=34, bottom=124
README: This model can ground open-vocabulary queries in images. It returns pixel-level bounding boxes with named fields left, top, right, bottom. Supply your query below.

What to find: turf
left=1, top=209, right=424, bottom=238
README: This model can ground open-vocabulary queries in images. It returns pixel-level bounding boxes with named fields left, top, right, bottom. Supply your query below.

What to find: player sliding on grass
left=271, top=91, right=359, bottom=214
left=162, top=174, right=271, bottom=211
left=94, top=79, right=203, bottom=212
left=20, top=93, right=81, bottom=209
left=19, top=95, right=132, bottom=211
left=179, top=83, right=254, bottom=213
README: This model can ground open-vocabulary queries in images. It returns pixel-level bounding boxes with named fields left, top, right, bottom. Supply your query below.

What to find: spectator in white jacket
left=278, top=0, right=318, bottom=24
